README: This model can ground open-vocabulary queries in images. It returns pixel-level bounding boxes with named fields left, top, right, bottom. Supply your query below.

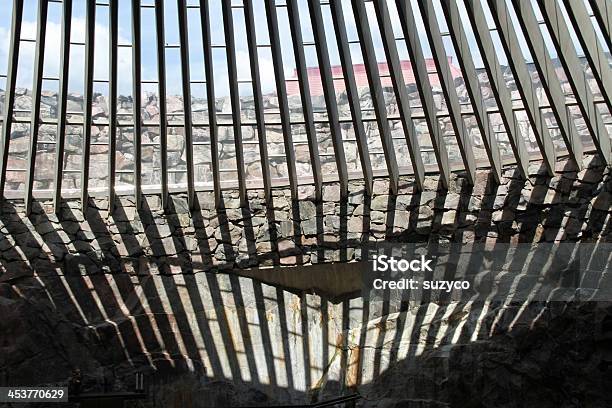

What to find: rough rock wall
left=2, top=155, right=610, bottom=276
left=5, top=61, right=609, bottom=194
left=0, top=155, right=611, bottom=407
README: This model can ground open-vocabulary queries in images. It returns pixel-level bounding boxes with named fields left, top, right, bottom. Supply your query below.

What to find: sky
left=0, top=0, right=594, bottom=99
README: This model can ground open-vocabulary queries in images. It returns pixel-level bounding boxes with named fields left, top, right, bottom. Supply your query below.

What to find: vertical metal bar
left=486, top=0, right=556, bottom=176
left=53, top=0, right=72, bottom=212
left=177, top=0, right=196, bottom=209
left=512, top=0, right=583, bottom=167
left=80, top=0, right=96, bottom=211
left=221, top=0, right=247, bottom=205
left=387, top=0, right=451, bottom=188
left=25, top=0, right=49, bottom=215
left=440, top=0, right=502, bottom=182
left=108, top=0, right=118, bottom=211
left=589, top=0, right=612, bottom=50
left=463, top=0, right=530, bottom=178
left=132, top=0, right=142, bottom=209
left=264, top=0, right=298, bottom=200
left=244, top=0, right=272, bottom=202
left=286, top=0, right=323, bottom=200
left=328, top=0, right=373, bottom=195
left=307, top=0, right=349, bottom=197
left=200, top=0, right=222, bottom=207
left=563, top=0, right=612, bottom=113
left=539, top=0, right=611, bottom=163
left=155, top=0, right=169, bottom=209
left=347, top=0, right=402, bottom=193
left=417, top=0, right=476, bottom=184
left=0, top=0, right=24, bottom=200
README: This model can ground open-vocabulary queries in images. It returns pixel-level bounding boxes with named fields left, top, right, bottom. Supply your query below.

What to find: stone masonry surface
left=1, top=155, right=610, bottom=277
left=0, top=154, right=610, bottom=407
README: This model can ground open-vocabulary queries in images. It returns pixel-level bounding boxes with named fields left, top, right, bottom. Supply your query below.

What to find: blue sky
left=0, top=0, right=591, bottom=99
left=0, top=0, right=293, bottom=96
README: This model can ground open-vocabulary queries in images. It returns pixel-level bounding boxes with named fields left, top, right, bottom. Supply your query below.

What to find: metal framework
left=463, top=0, right=530, bottom=178
left=389, top=0, right=449, bottom=188
left=307, top=0, right=349, bottom=197
left=0, top=0, right=24, bottom=199
left=132, top=0, right=143, bottom=209
left=108, top=0, right=118, bottom=210
left=348, top=0, right=403, bottom=193
left=221, top=0, right=247, bottom=206
left=286, top=0, right=324, bottom=201
left=539, top=0, right=612, bottom=164
left=244, top=0, right=272, bottom=202
left=440, top=0, right=503, bottom=182
left=327, top=0, right=374, bottom=195
left=511, top=0, right=584, bottom=168
left=80, top=0, right=96, bottom=211
left=24, top=0, right=48, bottom=214
left=155, top=0, right=169, bottom=209
left=264, top=0, right=299, bottom=200
left=590, top=0, right=612, bottom=50
left=177, top=0, right=196, bottom=209
left=563, top=0, right=612, bottom=114
left=416, top=0, right=476, bottom=184
left=0, top=0, right=610, bottom=211
left=53, top=0, right=72, bottom=211
left=486, top=0, right=557, bottom=176
left=200, top=0, right=222, bottom=207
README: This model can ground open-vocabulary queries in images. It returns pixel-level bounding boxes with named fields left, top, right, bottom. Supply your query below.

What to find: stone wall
left=2, top=155, right=610, bottom=277
left=0, top=155, right=611, bottom=407
left=3, top=61, right=608, bottom=194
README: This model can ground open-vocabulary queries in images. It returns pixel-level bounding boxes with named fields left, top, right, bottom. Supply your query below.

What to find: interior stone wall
left=0, top=155, right=610, bottom=407
left=2, top=155, right=610, bottom=277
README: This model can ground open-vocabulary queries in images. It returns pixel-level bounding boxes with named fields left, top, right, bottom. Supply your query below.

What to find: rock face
left=3, top=62, right=609, bottom=194
left=1, top=274, right=612, bottom=407
left=1, top=155, right=609, bottom=276
left=361, top=303, right=612, bottom=408
left=0, top=155, right=610, bottom=407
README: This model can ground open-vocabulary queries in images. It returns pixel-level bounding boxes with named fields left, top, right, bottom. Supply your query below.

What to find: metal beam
left=589, top=0, right=612, bottom=50
left=486, top=0, right=556, bottom=176
left=155, top=0, right=169, bottom=209
left=416, top=0, right=476, bottom=184
left=53, top=0, right=72, bottom=212
left=511, top=0, right=583, bottom=167
left=243, top=0, right=272, bottom=202
left=348, top=0, right=402, bottom=193
left=108, top=0, right=118, bottom=211
left=327, top=0, right=373, bottom=195
left=264, top=0, right=299, bottom=200
left=0, top=0, right=24, bottom=201
left=539, top=0, right=611, bottom=164
left=440, top=0, right=502, bottom=182
left=200, top=0, right=222, bottom=207
left=563, top=0, right=612, bottom=114
left=80, top=0, right=96, bottom=211
left=286, top=0, right=323, bottom=200
left=463, top=0, right=530, bottom=178
left=25, top=0, right=49, bottom=215
left=222, top=0, right=248, bottom=206
left=386, top=0, right=449, bottom=188
left=177, top=0, right=196, bottom=209
left=132, top=0, right=142, bottom=209
left=307, top=0, right=349, bottom=198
